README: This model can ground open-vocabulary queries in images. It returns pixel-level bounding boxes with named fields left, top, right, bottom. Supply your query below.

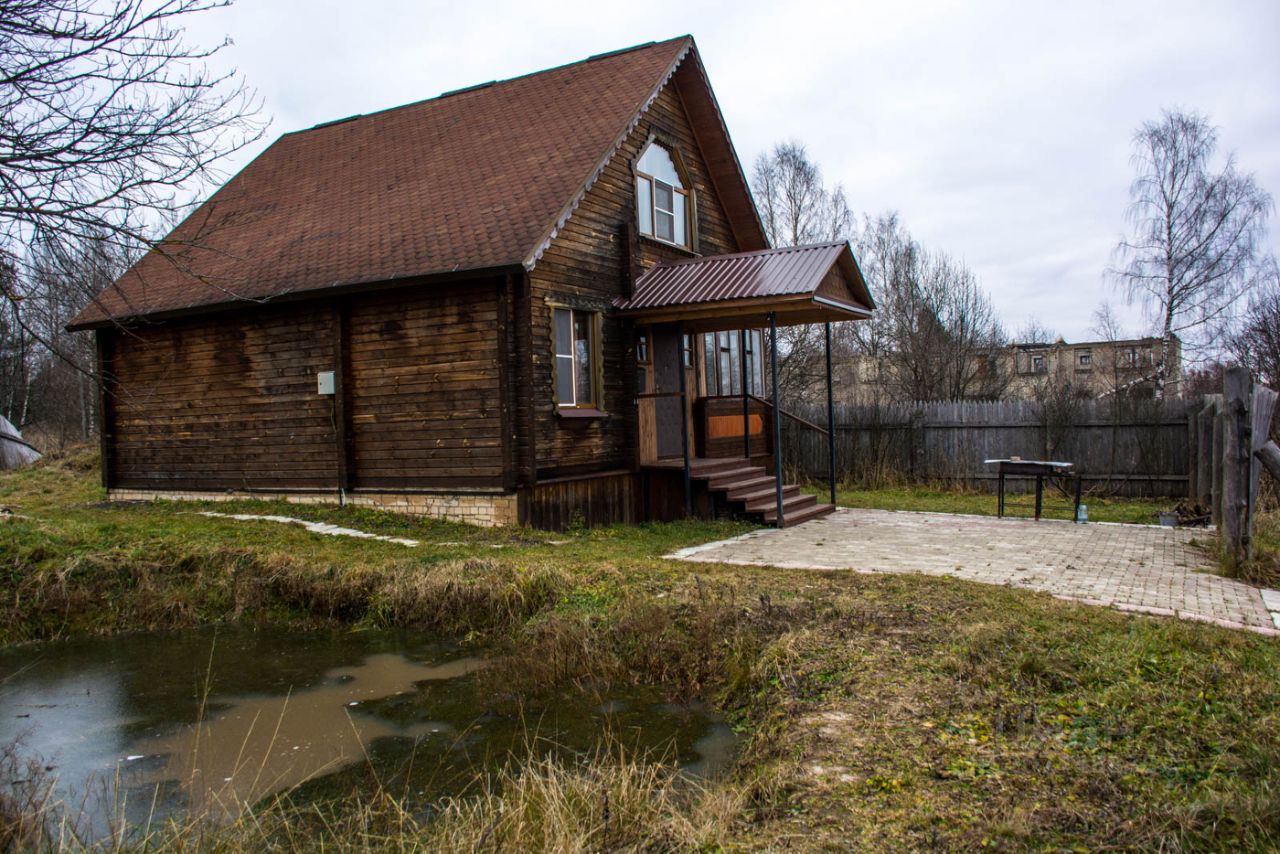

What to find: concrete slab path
left=670, top=509, right=1280, bottom=636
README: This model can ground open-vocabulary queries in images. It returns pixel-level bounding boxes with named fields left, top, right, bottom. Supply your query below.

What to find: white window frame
left=552, top=307, right=600, bottom=409
left=635, top=142, right=692, bottom=249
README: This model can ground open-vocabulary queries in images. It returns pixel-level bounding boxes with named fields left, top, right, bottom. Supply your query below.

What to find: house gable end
left=523, top=39, right=766, bottom=275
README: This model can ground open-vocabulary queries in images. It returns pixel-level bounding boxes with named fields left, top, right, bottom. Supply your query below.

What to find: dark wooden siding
left=523, top=471, right=638, bottom=530
left=528, top=64, right=743, bottom=480
left=346, top=282, right=504, bottom=488
left=106, top=280, right=507, bottom=492
left=107, top=303, right=339, bottom=490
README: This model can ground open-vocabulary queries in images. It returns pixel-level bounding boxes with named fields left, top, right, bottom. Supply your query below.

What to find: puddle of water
left=0, top=627, right=735, bottom=839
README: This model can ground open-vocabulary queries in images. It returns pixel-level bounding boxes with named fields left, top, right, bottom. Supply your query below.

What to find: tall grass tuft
left=0, top=738, right=742, bottom=853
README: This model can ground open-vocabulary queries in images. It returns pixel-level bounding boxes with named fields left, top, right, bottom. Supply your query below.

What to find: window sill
left=557, top=408, right=609, bottom=420
left=638, top=234, right=699, bottom=256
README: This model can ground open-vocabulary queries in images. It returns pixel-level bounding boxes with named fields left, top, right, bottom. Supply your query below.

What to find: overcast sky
left=185, top=0, right=1278, bottom=342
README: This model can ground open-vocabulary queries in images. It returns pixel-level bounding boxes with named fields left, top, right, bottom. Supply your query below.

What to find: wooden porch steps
left=685, top=458, right=835, bottom=528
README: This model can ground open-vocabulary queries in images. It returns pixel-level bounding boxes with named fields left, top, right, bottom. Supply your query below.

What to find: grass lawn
left=3, top=448, right=1279, bottom=851
left=806, top=482, right=1175, bottom=525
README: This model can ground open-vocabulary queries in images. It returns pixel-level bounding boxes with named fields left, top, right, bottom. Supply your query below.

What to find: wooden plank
left=333, top=303, right=351, bottom=491
left=1248, top=385, right=1278, bottom=558
left=1221, top=367, right=1250, bottom=566
left=96, top=329, right=115, bottom=489
left=1258, top=441, right=1280, bottom=482
left=1197, top=398, right=1216, bottom=506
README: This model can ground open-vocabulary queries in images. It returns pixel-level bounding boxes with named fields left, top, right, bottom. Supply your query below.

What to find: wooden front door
left=652, top=326, right=685, bottom=458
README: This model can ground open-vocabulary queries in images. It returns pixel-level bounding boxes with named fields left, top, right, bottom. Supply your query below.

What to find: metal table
left=984, top=459, right=1081, bottom=521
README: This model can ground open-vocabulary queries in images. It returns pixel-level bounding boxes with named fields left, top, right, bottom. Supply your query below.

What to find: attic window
left=635, top=142, right=690, bottom=248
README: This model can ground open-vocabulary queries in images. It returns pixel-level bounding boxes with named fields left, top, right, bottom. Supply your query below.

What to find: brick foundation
left=108, top=488, right=519, bottom=528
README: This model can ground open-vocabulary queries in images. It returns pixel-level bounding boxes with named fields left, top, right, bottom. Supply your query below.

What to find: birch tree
left=1112, top=109, right=1272, bottom=395
left=750, top=141, right=853, bottom=400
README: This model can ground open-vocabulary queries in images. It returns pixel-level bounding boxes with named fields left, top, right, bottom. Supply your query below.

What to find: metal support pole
left=825, top=321, right=836, bottom=506
left=678, top=323, right=692, bottom=517
left=1034, top=474, right=1043, bottom=521
left=740, top=328, right=750, bottom=461
left=769, top=312, right=784, bottom=528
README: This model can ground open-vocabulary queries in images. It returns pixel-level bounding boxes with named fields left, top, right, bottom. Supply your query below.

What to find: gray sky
left=186, top=0, right=1279, bottom=342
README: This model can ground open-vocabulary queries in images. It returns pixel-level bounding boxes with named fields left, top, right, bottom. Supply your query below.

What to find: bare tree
left=844, top=212, right=1007, bottom=402
left=1112, top=109, right=1273, bottom=395
left=750, top=141, right=854, bottom=400
left=0, top=0, right=263, bottom=447
left=1229, top=257, right=1280, bottom=389
left=752, top=141, right=853, bottom=248
left=1, top=0, right=263, bottom=271
left=1016, top=316, right=1058, bottom=345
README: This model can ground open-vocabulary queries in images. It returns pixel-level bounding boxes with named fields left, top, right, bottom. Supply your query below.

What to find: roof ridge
left=287, top=36, right=692, bottom=136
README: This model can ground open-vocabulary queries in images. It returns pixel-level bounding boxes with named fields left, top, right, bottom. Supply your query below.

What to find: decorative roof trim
left=678, top=45, right=769, bottom=249
left=522, top=38, right=693, bottom=272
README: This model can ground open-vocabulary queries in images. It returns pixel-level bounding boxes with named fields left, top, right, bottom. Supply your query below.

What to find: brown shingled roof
left=72, top=36, right=763, bottom=328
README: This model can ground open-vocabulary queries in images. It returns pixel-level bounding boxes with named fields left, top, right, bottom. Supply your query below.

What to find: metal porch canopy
left=613, top=241, right=874, bottom=329
left=618, top=241, right=875, bottom=527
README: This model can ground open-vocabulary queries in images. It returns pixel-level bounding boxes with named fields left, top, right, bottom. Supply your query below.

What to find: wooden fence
left=1187, top=369, right=1278, bottom=566
left=780, top=397, right=1194, bottom=496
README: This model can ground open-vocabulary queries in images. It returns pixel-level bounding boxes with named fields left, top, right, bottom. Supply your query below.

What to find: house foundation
left=107, top=489, right=519, bottom=528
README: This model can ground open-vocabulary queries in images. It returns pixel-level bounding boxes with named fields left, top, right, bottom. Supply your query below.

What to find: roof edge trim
left=65, top=262, right=523, bottom=331
left=521, top=37, right=693, bottom=272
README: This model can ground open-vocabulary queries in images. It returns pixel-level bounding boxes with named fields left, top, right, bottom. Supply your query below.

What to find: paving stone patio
left=669, top=509, right=1280, bottom=635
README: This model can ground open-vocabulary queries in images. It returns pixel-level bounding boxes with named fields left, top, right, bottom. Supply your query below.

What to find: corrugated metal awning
left=614, top=241, right=874, bottom=330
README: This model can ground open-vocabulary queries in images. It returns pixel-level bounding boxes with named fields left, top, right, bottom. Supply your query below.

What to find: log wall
left=106, top=303, right=339, bottom=490
left=527, top=61, right=743, bottom=480
left=104, top=279, right=507, bottom=493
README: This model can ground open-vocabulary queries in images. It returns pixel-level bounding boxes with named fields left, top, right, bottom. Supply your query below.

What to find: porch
left=617, top=241, right=876, bottom=528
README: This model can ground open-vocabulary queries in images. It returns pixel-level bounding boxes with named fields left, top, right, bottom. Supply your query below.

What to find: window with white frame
left=635, top=142, right=690, bottom=247
left=553, top=307, right=598, bottom=408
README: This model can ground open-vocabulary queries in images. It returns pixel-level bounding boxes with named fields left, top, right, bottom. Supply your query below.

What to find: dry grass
left=2, top=740, right=745, bottom=853
left=0, top=545, right=571, bottom=645
left=5, top=451, right=1280, bottom=850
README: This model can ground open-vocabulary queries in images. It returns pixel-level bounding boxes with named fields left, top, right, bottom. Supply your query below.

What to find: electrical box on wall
left=317, top=371, right=336, bottom=395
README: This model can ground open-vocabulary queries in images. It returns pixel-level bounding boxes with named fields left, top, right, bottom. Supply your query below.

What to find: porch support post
left=825, top=321, right=836, bottom=506
left=678, top=322, right=692, bottom=517
left=740, top=328, right=750, bottom=461
left=770, top=312, right=784, bottom=528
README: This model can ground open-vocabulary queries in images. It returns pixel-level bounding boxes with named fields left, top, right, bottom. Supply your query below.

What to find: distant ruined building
left=837, top=336, right=1182, bottom=402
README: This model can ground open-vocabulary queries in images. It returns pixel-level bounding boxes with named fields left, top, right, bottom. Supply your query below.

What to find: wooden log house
left=69, top=36, right=875, bottom=529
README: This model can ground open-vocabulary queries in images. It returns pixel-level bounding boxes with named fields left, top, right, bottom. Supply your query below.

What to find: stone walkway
left=670, top=509, right=1280, bottom=636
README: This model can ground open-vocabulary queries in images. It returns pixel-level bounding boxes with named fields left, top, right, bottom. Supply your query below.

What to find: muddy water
left=0, top=627, right=735, bottom=838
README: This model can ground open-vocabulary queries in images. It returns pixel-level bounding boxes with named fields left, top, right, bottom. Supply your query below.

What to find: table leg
left=1034, top=475, right=1043, bottom=521
left=1073, top=473, right=1083, bottom=523
left=998, top=472, right=1005, bottom=517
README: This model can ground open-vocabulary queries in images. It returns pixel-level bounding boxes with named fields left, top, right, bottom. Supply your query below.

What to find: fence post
left=1221, top=367, right=1250, bottom=568
left=1187, top=402, right=1200, bottom=501
left=1196, top=397, right=1216, bottom=508
left=1212, top=405, right=1226, bottom=527
left=909, top=408, right=924, bottom=484
left=1249, top=385, right=1278, bottom=560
